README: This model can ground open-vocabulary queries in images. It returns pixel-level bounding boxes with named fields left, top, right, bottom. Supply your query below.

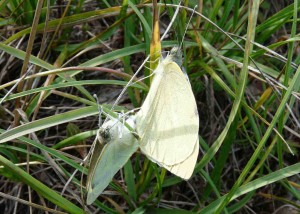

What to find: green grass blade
left=0, top=106, right=98, bottom=143
left=200, top=162, right=300, bottom=213
left=3, top=80, right=146, bottom=102
left=0, top=155, right=84, bottom=214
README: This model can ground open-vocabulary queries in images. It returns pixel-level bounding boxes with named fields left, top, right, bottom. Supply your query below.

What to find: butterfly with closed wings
left=136, top=47, right=199, bottom=180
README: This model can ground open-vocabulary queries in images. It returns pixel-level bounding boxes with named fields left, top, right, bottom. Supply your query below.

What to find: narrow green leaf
left=0, top=106, right=98, bottom=143
left=200, top=163, right=300, bottom=213
left=0, top=155, right=84, bottom=214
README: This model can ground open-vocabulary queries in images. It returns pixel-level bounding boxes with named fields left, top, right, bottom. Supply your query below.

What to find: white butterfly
left=86, top=116, right=138, bottom=205
left=136, top=47, right=199, bottom=180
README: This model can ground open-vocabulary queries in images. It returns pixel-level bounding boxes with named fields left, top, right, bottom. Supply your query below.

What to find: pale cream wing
left=136, top=61, right=199, bottom=166
left=160, top=139, right=199, bottom=180
left=86, top=118, right=138, bottom=205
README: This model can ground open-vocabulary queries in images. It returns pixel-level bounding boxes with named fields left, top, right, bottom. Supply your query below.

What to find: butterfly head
left=99, top=127, right=111, bottom=144
left=166, top=46, right=182, bottom=67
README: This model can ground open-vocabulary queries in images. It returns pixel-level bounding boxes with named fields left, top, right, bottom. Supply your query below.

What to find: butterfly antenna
left=178, top=4, right=198, bottom=52
left=93, top=94, right=103, bottom=128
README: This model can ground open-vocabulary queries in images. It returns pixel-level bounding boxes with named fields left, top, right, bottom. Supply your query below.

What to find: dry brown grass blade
left=32, top=51, right=67, bottom=120
left=13, top=0, right=45, bottom=127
